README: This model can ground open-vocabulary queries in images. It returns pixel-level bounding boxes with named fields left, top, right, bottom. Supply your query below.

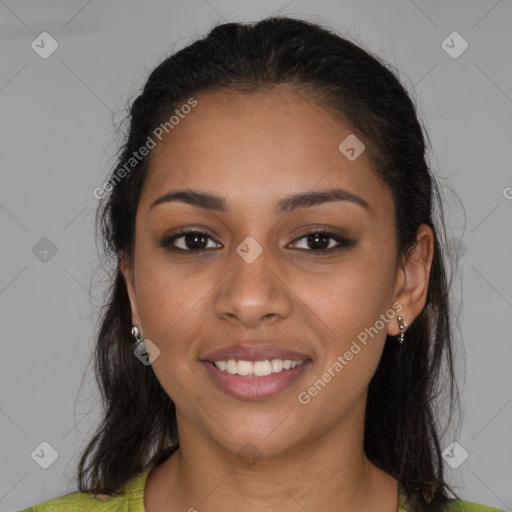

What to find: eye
left=289, top=230, right=356, bottom=253
left=160, top=229, right=221, bottom=252
left=160, top=228, right=355, bottom=254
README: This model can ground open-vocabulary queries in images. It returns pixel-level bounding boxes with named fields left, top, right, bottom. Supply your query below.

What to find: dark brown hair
left=77, top=16, right=462, bottom=511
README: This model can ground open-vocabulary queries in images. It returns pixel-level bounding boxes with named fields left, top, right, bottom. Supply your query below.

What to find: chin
left=207, top=410, right=305, bottom=459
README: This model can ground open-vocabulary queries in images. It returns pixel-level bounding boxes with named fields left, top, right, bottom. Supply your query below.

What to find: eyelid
left=291, top=224, right=352, bottom=240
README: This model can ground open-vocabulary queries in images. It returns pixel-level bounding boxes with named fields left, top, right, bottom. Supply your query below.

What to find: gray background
left=1, top=1, right=511, bottom=511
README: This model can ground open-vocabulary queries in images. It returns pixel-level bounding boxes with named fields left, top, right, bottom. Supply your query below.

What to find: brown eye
left=160, top=228, right=356, bottom=255
left=160, top=230, right=221, bottom=252
left=289, top=230, right=356, bottom=253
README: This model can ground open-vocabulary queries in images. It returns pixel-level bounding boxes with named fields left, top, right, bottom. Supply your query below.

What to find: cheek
left=305, top=254, right=392, bottom=328
left=133, top=264, right=208, bottom=403
left=306, top=253, right=395, bottom=378
left=133, top=254, right=206, bottom=347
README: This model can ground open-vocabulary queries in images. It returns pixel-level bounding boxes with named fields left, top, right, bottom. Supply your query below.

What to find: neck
left=145, top=404, right=398, bottom=512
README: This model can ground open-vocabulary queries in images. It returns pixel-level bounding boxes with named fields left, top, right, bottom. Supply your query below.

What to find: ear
left=119, top=254, right=143, bottom=330
left=387, top=224, right=434, bottom=336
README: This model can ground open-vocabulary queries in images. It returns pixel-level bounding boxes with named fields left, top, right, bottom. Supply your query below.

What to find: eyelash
left=159, top=228, right=356, bottom=255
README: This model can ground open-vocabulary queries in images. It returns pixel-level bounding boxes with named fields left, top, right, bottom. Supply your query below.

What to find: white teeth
left=216, top=361, right=227, bottom=371
left=213, top=358, right=306, bottom=376
left=270, top=359, right=283, bottom=372
left=226, top=359, right=238, bottom=374
left=237, top=360, right=253, bottom=376
left=253, top=360, right=272, bottom=376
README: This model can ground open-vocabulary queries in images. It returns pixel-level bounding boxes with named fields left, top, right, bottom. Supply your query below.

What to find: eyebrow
left=149, top=187, right=371, bottom=215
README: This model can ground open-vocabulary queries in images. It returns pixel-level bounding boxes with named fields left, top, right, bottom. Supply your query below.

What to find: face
left=121, top=86, right=418, bottom=459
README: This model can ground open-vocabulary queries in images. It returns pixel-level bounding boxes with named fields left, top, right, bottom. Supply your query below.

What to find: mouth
left=210, top=358, right=308, bottom=375
left=201, top=357, right=313, bottom=400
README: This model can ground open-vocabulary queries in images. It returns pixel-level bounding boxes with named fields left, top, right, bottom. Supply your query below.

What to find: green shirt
left=18, top=470, right=504, bottom=511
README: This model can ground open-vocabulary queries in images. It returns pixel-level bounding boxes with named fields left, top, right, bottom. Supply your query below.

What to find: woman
left=20, top=16, right=503, bottom=512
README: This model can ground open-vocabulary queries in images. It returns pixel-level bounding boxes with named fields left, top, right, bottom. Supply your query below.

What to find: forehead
left=140, top=86, right=393, bottom=217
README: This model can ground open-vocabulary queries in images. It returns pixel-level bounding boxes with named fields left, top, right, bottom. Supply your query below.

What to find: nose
left=213, top=242, right=293, bottom=328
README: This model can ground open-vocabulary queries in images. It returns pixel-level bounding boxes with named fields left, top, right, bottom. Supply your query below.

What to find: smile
left=212, top=358, right=306, bottom=376
left=202, top=359, right=313, bottom=400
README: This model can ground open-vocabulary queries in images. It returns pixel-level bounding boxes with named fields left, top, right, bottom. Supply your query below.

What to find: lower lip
left=201, top=360, right=313, bottom=400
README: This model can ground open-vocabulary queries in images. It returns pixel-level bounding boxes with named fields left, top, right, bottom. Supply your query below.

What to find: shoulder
left=444, top=498, right=505, bottom=511
left=16, top=492, right=124, bottom=512
left=16, top=470, right=149, bottom=512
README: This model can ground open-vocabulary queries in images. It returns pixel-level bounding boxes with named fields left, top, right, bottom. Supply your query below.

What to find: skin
left=120, top=84, right=434, bottom=512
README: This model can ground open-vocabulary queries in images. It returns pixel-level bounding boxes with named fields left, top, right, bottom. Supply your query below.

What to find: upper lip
left=200, top=344, right=312, bottom=362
